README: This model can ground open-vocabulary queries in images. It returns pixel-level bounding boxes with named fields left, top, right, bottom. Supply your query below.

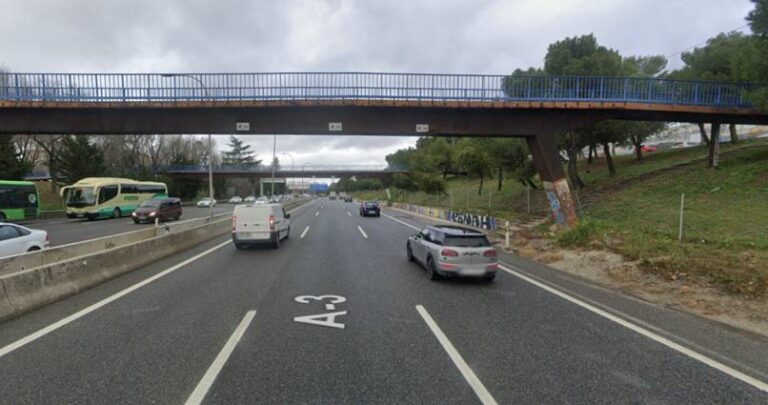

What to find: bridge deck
left=0, top=99, right=763, bottom=117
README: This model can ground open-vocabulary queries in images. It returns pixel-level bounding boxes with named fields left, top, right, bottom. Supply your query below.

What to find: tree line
left=383, top=1, right=768, bottom=191
left=0, top=133, right=284, bottom=200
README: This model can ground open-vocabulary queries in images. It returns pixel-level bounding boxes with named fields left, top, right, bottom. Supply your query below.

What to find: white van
left=232, top=203, right=291, bottom=249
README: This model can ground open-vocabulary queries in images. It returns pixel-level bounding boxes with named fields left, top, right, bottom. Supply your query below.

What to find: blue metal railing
left=0, top=72, right=760, bottom=108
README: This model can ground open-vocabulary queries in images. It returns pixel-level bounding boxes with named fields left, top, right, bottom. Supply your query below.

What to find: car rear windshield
left=140, top=200, right=162, bottom=207
left=443, top=235, right=490, bottom=247
left=364, top=202, right=378, bottom=208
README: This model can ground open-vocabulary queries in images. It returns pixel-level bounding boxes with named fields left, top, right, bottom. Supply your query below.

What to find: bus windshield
left=66, top=187, right=96, bottom=207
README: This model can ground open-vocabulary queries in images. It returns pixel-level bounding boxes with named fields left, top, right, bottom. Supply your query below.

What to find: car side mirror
left=285, top=213, right=291, bottom=219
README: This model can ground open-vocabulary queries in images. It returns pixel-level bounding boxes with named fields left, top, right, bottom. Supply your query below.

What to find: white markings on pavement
left=315, top=211, right=320, bottom=216
left=416, top=305, right=498, bottom=405
left=357, top=226, right=368, bottom=239
left=383, top=212, right=420, bottom=231
left=300, top=226, right=310, bottom=239
left=185, top=310, right=257, bottom=405
left=0, top=239, right=232, bottom=360
left=497, top=264, right=768, bottom=394
left=293, top=295, right=348, bottom=329
left=346, top=211, right=351, bottom=217
left=387, top=211, right=768, bottom=393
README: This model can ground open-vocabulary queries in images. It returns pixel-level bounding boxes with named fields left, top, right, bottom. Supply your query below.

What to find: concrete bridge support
left=526, top=134, right=579, bottom=227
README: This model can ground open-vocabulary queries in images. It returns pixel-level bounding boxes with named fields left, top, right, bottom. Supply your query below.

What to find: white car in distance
left=244, top=196, right=257, bottom=203
left=0, top=223, right=50, bottom=258
left=197, top=198, right=216, bottom=208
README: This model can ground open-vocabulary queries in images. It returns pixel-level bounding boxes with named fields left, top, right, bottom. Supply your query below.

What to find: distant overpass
left=157, top=164, right=406, bottom=179
left=2, top=71, right=767, bottom=227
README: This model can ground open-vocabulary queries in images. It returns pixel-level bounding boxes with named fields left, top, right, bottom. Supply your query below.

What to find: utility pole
left=271, top=134, right=277, bottom=196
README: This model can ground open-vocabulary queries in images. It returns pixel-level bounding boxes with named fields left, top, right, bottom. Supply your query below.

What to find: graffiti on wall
left=394, top=202, right=499, bottom=230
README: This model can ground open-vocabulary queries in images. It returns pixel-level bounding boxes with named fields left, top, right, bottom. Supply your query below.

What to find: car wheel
left=112, top=208, right=122, bottom=219
left=482, top=274, right=496, bottom=283
left=27, top=246, right=41, bottom=252
left=133, top=219, right=139, bottom=224
left=426, top=256, right=440, bottom=281
left=273, top=234, right=280, bottom=249
left=406, top=243, right=415, bottom=262
left=234, top=243, right=245, bottom=250
left=0, top=212, right=5, bottom=220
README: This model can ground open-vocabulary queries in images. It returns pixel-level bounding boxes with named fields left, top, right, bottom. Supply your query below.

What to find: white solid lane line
left=357, top=225, right=368, bottom=239
left=416, top=305, right=498, bottom=405
left=315, top=211, right=319, bottom=216
left=346, top=212, right=351, bottom=217
left=497, top=264, right=768, bottom=394
left=300, top=226, right=310, bottom=239
left=385, top=211, right=768, bottom=393
left=185, top=310, right=257, bottom=405
left=382, top=212, right=420, bottom=231
left=0, top=239, right=232, bottom=360
left=0, top=200, right=312, bottom=360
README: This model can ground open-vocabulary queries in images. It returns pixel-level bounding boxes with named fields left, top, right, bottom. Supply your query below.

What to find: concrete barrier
left=0, top=198, right=313, bottom=322
left=0, top=216, right=231, bottom=322
left=0, top=214, right=229, bottom=276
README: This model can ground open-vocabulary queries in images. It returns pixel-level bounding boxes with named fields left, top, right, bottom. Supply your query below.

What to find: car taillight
left=269, top=215, right=275, bottom=230
left=484, top=249, right=497, bottom=257
left=232, top=215, right=237, bottom=232
left=45, top=232, right=50, bottom=242
left=441, top=249, right=459, bottom=257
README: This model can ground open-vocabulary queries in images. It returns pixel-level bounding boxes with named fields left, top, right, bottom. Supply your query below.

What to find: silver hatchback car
left=407, top=225, right=498, bottom=281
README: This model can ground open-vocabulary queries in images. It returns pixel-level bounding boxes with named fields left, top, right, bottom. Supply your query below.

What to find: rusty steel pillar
left=526, top=134, right=579, bottom=227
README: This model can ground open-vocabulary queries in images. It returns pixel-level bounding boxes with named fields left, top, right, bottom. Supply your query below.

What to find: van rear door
left=234, top=205, right=273, bottom=240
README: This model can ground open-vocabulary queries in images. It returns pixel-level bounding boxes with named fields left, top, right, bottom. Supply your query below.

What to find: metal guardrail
left=0, top=72, right=761, bottom=108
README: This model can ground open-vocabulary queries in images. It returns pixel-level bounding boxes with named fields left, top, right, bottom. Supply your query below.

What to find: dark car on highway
left=359, top=201, right=380, bottom=217
left=132, top=198, right=182, bottom=223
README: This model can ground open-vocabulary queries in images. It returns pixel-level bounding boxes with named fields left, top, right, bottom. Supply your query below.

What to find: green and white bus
left=0, top=180, right=41, bottom=221
left=61, top=177, right=167, bottom=220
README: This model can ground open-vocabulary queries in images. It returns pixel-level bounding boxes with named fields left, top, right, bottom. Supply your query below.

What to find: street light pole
left=270, top=134, right=277, bottom=196
left=281, top=152, right=295, bottom=195
left=161, top=73, right=214, bottom=218
left=301, top=162, right=314, bottom=194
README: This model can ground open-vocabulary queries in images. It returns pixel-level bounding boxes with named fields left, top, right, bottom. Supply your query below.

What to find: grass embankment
left=564, top=142, right=768, bottom=298
left=355, top=176, right=551, bottom=219
left=359, top=138, right=768, bottom=298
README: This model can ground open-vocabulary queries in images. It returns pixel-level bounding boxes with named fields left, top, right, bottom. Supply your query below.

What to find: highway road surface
left=24, top=205, right=235, bottom=246
left=0, top=198, right=765, bottom=404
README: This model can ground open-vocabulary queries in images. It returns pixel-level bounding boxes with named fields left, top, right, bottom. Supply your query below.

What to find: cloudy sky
left=0, top=0, right=755, bottom=166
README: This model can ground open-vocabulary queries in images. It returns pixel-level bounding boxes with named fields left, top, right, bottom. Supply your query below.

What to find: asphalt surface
left=23, top=205, right=235, bottom=246
left=0, top=198, right=765, bottom=404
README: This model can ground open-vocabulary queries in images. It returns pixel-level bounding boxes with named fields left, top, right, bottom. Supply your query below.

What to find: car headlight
left=149, top=212, right=156, bottom=216
left=131, top=212, right=137, bottom=217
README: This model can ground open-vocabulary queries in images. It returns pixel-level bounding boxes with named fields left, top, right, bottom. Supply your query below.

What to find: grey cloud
left=0, top=0, right=754, bottom=164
